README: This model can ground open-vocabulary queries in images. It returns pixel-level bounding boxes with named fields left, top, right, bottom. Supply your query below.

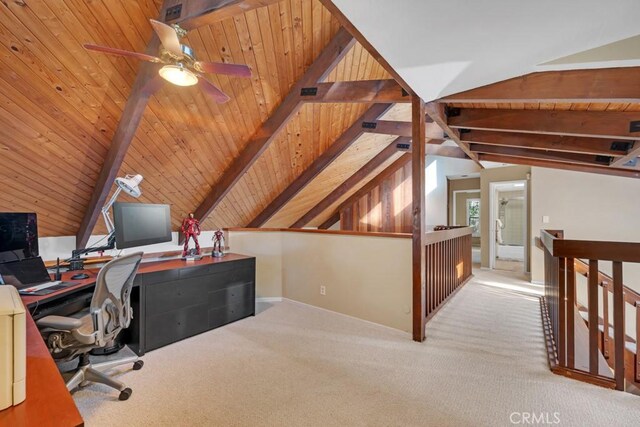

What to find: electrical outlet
left=320, top=285, right=326, bottom=296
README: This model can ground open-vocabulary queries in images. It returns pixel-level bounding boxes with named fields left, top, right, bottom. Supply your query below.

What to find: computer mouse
left=71, top=273, right=90, bottom=280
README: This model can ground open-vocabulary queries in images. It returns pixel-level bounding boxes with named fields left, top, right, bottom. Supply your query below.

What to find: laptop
left=0, top=257, right=73, bottom=295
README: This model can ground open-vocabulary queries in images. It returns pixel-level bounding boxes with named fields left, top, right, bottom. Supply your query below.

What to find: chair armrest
left=36, top=315, right=83, bottom=331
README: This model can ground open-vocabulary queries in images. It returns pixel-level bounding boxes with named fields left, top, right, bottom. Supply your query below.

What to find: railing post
left=602, top=279, right=610, bottom=359
left=636, top=302, right=640, bottom=383
left=612, top=262, right=625, bottom=391
left=588, top=260, right=599, bottom=375
left=558, top=257, right=566, bottom=366
left=566, top=257, right=575, bottom=369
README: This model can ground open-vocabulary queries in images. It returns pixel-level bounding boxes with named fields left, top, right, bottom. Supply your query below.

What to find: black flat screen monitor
left=113, top=202, right=172, bottom=249
left=0, top=212, right=38, bottom=262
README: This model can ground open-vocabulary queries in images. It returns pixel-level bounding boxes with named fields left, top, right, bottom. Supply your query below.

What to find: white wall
left=228, top=230, right=412, bottom=333
left=530, top=167, right=640, bottom=292
left=38, top=231, right=217, bottom=262
left=426, top=155, right=480, bottom=228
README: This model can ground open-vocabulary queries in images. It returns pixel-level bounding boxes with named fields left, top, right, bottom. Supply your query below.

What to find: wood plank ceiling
left=0, top=0, right=395, bottom=237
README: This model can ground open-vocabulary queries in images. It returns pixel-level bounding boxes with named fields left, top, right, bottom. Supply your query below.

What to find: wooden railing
left=539, top=229, right=640, bottom=391
left=425, top=226, right=473, bottom=322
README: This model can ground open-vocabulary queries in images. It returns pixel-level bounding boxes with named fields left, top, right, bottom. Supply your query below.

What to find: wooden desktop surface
left=1, top=253, right=251, bottom=426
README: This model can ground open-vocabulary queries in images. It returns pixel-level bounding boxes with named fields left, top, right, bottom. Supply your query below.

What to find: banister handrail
left=425, top=226, right=472, bottom=245
left=541, top=229, right=640, bottom=263
left=539, top=228, right=640, bottom=392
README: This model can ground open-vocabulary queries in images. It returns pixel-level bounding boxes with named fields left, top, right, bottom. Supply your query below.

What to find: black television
left=0, top=212, right=38, bottom=262
left=113, top=203, right=172, bottom=249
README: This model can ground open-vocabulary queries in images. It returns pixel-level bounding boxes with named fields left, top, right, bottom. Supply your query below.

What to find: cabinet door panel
left=146, top=305, right=208, bottom=351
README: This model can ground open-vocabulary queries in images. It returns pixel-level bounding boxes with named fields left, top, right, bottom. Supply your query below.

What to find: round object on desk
left=71, top=273, right=90, bottom=280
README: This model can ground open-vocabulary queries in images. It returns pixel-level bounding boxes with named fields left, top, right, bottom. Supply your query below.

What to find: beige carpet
left=73, top=269, right=640, bottom=426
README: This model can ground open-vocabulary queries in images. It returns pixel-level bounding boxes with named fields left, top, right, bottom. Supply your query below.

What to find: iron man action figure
left=181, top=213, right=201, bottom=257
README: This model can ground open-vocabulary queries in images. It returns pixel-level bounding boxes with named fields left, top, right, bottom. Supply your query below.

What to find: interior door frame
left=451, top=189, right=481, bottom=226
left=489, top=180, right=527, bottom=270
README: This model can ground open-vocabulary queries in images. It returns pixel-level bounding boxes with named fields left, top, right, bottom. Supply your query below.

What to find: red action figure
left=181, top=213, right=201, bottom=257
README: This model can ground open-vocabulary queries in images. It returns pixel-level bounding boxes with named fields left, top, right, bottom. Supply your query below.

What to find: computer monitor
left=0, top=213, right=38, bottom=262
left=113, top=203, right=172, bottom=249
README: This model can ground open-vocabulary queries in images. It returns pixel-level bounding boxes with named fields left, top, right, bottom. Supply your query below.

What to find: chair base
left=62, top=346, right=142, bottom=400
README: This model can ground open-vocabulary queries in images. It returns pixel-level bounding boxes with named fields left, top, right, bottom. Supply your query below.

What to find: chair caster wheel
left=133, top=360, right=144, bottom=370
left=119, top=388, right=132, bottom=401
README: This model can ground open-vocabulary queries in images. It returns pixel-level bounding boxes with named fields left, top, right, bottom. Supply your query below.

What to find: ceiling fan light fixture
left=158, top=64, right=198, bottom=86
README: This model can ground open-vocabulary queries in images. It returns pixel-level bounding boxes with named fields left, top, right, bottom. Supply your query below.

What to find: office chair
left=37, top=252, right=144, bottom=401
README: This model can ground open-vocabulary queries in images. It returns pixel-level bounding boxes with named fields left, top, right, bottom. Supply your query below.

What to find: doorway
left=489, top=180, right=527, bottom=273
left=452, top=189, right=481, bottom=264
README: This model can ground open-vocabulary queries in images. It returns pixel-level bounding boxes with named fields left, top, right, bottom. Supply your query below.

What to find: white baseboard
left=530, top=280, right=544, bottom=286
left=256, top=297, right=283, bottom=303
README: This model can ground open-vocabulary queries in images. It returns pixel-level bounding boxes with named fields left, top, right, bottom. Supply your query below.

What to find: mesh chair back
left=91, top=252, right=143, bottom=340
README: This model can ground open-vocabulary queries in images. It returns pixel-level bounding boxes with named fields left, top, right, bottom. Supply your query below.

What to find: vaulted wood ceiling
left=0, top=0, right=397, bottom=237
left=2, top=0, right=638, bottom=240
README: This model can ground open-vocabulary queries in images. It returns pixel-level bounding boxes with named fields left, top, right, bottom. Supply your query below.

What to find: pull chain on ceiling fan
left=84, top=19, right=252, bottom=103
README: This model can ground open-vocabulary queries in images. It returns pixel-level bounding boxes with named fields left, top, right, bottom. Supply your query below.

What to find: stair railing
left=539, top=229, right=640, bottom=391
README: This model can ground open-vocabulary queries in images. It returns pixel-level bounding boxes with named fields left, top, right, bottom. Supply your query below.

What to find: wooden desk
left=0, top=253, right=254, bottom=427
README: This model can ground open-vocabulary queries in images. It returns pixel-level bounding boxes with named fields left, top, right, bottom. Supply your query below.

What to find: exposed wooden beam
left=298, top=79, right=409, bottom=103
left=361, top=118, right=439, bottom=138
left=470, top=144, right=612, bottom=166
left=476, top=153, right=640, bottom=179
left=461, top=130, right=632, bottom=157
left=318, top=0, right=414, bottom=95
left=291, top=137, right=407, bottom=228
left=335, top=153, right=412, bottom=215
left=76, top=39, right=164, bottom=248
left=610, top=144, right=640, bottom=167
left=448, top=108, right=640, bottom=140
left=190, top=28, right=356, bottom=231
left=439, top=67, right=640, bottom=104
left=77, top=0, right=282, bottom=248
left=425, top=102, right=483, bottom=168
left=412, top=95, right=426, bottom=342
left=166, top=0, right=283, bottom=30
left=318, top=212, right=340, bottom=230
left=247, top=103, right=392, bottom=228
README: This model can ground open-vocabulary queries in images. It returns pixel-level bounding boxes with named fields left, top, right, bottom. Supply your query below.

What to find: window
left=466, top=199, right=480, bottom=237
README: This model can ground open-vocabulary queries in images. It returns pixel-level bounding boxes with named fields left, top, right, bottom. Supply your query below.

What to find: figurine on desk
left=212, top=228, right=225, bottom=258
left=181, top=213, right=201, bottom=259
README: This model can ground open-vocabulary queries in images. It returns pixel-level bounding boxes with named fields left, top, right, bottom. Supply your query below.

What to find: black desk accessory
left=54, top=257, right=62, bottom=281
left=71, top=273, right=90, bottom=280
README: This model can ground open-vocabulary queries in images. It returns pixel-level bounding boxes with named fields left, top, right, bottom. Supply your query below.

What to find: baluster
left=588, top=260, right=599, bottom=375
left=602, top=279, right=610, bottom=359
left=558, top=257, right=566, bottom=366
left=566, top=258, right=576, bottom=369
left=612, top=262, right=625, bottom=391
left=636, top=302, right=640, bottom=383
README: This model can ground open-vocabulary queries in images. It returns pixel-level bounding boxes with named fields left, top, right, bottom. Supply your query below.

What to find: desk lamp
left=68, top=174, right=143, bottom=270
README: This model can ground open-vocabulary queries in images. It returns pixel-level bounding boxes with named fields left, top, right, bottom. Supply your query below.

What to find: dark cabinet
left=128, top=256, right=255, bottom=354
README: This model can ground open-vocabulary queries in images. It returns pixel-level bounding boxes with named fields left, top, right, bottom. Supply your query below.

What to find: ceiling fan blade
left=84, top=44, right=161, bottom=62
left=149, top=19, right=182, bottom=57
left=198, top=77, right=230, bottom=104
left=196, top=61, right=252, bottom=78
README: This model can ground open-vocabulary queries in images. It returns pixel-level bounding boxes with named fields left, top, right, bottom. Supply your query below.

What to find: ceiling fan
left=84, top=19, right=251, bottom=103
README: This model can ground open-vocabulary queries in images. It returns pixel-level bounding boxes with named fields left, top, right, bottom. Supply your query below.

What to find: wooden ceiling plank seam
left=301, top=0, right=313, bottom=68
left=448, top=108, right=640, bottom=140
left=290, top=0, right=305, bottom=83
left=189, top=27, right=355, bottom=229
left=477, top=153, right=640, bottom=179
left=232, top=13, right=270, bottom=122
left=311, top=0, right=324, bottom=60
left=256, top=6, right=284, bottom=101
left=460, top=130, right=629, bottom=157
left=266, top=3, right=292, bottom=99
left=469, top=144, right=607, bottom=166
left=0, top=13, right=123, bottom=149
left=278, top=1, right=297, bottom=91
left=439, top=67, right=640, bottom=104
left=246, top=102, right=392, bottom=227
left=0, top=79, right=106, bottom=171
left=0, top=193, right=79, bottom=235
left=291, top=135, right=407, bottom=227
left=334, top=152, right=412, bottom=215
